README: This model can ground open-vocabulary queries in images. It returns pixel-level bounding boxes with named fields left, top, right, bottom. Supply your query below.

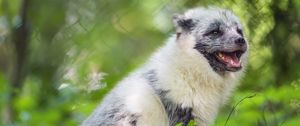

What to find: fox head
left=173, top=7, right=248, bottom=75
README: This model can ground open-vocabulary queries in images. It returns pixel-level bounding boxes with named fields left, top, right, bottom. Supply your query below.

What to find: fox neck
left=146, top=35, right=242, bottom=107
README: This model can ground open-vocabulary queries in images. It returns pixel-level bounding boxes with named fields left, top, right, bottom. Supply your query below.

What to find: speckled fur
left=82, top=7, right=248, bottom=126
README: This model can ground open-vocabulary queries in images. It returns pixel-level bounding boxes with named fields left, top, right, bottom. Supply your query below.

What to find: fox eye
left=209, top=29, right=223, bottom=36
left=204, top=28, right=223, bottom=36
left=237, top=28, right=243, bottom=36
left=212, top=30, right=220, bottom=35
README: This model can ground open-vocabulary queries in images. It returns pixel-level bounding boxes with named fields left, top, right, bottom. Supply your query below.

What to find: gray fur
left=173, top=16, right=195, bottom=31
left=143, top=70, right=194, bottom=126
left=81, top=91, right=139, bottom=126
left=174, top=7, right=247, bottom=73
left=82, top=7, right=248, bottom=126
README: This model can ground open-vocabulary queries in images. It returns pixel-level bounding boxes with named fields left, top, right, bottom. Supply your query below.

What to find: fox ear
left=173, top=14, right=195, bottom=33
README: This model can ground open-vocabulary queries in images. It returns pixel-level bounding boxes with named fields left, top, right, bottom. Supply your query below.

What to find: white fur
left=82, top=8, right=248, bottom=126
left=84, top=35, right=247, bottom=126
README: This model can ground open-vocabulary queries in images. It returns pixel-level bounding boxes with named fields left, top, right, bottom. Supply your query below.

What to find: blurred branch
left=5, top=0, right=31, bottom=124
left=224, top=94, right=257, bottom=126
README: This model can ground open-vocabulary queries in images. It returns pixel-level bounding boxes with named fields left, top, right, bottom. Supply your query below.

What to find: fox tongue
left=223, top=53, right=241, bottom=67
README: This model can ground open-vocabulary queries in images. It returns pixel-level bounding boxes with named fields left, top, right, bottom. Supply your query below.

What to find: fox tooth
left=218, top=53, right=223, bottom=57
left=218, top=53, right=224, bottom=59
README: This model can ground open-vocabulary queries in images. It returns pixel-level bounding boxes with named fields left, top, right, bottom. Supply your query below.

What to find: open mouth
left=214, top=50, right=244, bottom=70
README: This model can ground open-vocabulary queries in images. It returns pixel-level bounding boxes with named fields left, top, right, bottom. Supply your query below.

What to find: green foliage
left=0, top=0, right=299, bottom=125
left=175, top=120, right=196, bottom=126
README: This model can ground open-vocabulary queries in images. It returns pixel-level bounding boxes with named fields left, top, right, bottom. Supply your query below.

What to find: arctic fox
left=82, top=7, right=248, bottom=126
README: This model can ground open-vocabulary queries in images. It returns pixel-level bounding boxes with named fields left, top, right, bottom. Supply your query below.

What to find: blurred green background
left=0, top=0, right=299, bottom=125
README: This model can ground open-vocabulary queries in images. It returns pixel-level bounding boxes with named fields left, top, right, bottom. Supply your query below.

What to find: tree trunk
left=5, top=0, right=31, bottom=124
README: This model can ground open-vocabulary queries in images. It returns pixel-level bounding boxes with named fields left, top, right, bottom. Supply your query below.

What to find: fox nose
left=235, top=38, right=246, bottom=46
